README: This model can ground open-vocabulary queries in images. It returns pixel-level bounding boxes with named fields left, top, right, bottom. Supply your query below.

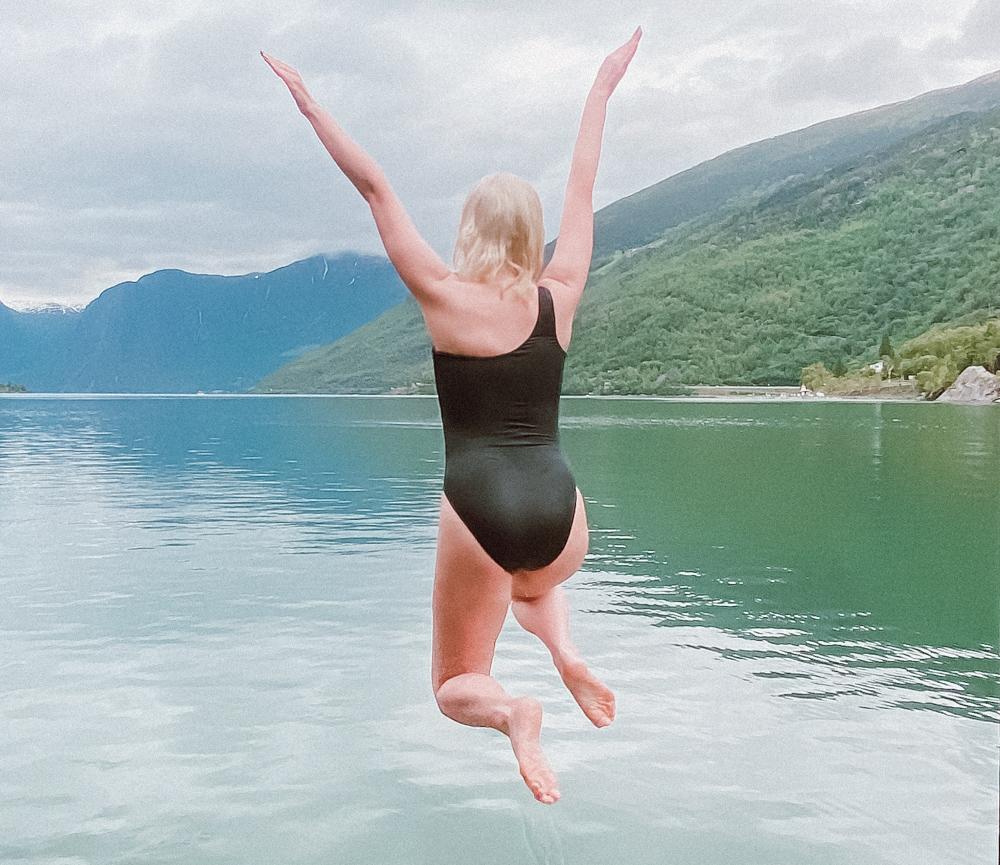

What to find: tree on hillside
left=879, top=332, right=897, bottom=380
left=801, top=362, right=830, bottom=390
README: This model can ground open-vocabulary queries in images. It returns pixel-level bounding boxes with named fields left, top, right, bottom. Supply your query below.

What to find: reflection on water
left=0, top=395, right=996, bottom=865
left=568, top=399, right=999, bottom=726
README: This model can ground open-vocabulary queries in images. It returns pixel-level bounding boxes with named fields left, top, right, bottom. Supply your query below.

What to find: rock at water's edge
left=936, top=365, right=1000, bottom=404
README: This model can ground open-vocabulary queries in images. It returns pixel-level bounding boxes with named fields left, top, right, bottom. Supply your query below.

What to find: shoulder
left=411, top=271, right=463, bottom=310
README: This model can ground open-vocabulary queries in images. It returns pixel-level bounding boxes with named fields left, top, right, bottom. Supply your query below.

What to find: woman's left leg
left=510, top=584, right=615, bottom=728
left=432, top=492, right=560, bottom=804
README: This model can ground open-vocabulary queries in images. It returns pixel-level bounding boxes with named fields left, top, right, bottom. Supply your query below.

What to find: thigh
left=431, top=492, right=514, bottom=692
left=510, top=487, right=589, bottom=601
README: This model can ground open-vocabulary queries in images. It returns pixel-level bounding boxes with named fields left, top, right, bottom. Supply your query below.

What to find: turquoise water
left=0, top=395, right=996, bottom=864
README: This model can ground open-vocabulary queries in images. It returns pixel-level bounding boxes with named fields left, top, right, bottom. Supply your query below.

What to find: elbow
left=362, top=173, right=391, bottom=205
left=543, top=261, right=590, bottom=294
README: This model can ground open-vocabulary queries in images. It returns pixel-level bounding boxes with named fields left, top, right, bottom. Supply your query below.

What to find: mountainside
left=0, top=302, right=82, bottom=387
left=577, top=68, right=1000, bottom=266
left=0, top=254, right=408, bottom=392
left=252, top=294, right=434, bottom=394
left=561, top=106, right=1000, bottom=390
left=256, top=73, right=1000, bottom=394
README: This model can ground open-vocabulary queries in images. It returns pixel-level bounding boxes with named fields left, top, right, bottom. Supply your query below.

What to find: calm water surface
left=0, top=395, right=997, bottom=865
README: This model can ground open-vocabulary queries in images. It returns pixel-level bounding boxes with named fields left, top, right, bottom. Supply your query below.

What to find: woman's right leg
left=510, top=585, right=616, bottom=728
left=509, top=488, right=616, bottom=728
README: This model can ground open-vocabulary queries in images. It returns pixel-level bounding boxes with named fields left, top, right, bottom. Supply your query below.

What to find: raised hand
left=260, top=50, right=315, bottom=114
left=594, top=26, right=642, bottom=98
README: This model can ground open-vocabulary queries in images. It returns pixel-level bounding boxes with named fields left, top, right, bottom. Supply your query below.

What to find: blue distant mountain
left=0, top=253, right=407, bottom=392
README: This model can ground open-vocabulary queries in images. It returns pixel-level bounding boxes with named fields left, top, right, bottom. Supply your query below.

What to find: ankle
left=553, top=651, right=585, bottom=676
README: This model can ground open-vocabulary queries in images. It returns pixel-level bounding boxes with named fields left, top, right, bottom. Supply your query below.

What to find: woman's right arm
left=542, top=27, right=642, bottom=302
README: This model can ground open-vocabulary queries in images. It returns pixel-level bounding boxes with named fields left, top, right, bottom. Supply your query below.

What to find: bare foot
left=506, top=697, right=560, bottom=804
left=557, top=657, right=616, bottom=728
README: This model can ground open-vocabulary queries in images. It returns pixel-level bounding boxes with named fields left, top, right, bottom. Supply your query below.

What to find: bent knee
left=432, top=671, right=469, bottom=713
left=433, top=672, right=486, bottom=721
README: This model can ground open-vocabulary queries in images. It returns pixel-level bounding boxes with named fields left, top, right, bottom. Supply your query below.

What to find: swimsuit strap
left=536, top=284, right=557, bottom=340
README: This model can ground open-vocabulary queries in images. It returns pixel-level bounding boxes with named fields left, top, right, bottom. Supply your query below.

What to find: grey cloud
left=960, top=0, right=1000, bottom=55
left=2, top=0, right=998, bottom=307
left=766, top=34, right=930, bottom=105
left=923, top=0, right=1000, bottom=64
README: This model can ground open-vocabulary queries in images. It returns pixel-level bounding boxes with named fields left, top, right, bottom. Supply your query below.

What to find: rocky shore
left=936, top=366, right=1000, bottom=404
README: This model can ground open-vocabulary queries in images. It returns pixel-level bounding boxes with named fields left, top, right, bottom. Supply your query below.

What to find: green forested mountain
left=581, top=69, right=1000, bottom=265
left=563, top=107, right=1000, bottom=391
left=255, top=76, right=1000, bottom=395
left=254, top=295, right=436, bottom=394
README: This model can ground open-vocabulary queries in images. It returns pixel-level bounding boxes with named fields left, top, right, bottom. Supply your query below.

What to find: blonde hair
left=452, top=172, right=544, bottom=302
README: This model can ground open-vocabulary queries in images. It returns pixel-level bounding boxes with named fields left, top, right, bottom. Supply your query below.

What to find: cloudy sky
left=3, top=0, right=999, bottom=308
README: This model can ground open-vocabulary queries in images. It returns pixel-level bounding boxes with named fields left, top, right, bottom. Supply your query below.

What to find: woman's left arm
left=261, top=52, right=450, bottom=303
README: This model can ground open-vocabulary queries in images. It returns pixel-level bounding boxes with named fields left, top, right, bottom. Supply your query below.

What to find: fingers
left=625, top=28, right=641, bottom=63
left=600, top=26, right=642, bottom=75
left=260, top=50, right=298, bottom=78
left=596, top=25, right=641, bottom=92
left=261, top=50, right=312, bottom=110
left=260, top=50, right=281, bottom=74
left=617, top=25, right=642, bottom=58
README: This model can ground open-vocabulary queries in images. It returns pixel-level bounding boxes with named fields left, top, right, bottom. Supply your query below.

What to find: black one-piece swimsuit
left=431, top=284, right=578, bottom=573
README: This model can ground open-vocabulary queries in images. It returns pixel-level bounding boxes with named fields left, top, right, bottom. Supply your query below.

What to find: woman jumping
left=262, top=26, right=642, bottom=804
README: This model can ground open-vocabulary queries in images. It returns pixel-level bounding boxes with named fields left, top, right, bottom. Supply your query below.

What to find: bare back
left=422, top=274, right=578, bottom=358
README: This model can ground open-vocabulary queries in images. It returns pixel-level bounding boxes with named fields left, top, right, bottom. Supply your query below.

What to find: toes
left=596, top=688, right=616, bottom=720
left=589, top=696, right=616, bottom=727
left=562, top=663, right=617, bottom=727
left=529, top=780, right=560, bottom=804
left=521, top=762, right=560, bottom=804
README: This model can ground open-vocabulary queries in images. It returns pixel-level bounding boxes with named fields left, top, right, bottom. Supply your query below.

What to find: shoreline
left=0, top=391, right=939, bottom=403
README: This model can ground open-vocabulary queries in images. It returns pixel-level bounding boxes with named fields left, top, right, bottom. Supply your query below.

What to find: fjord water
left=0, top=395, right=996, bottom=865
